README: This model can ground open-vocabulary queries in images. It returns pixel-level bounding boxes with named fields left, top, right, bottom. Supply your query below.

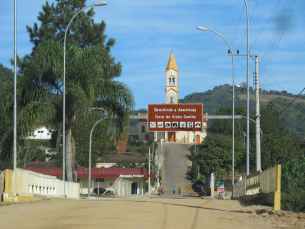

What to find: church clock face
left=170, top=70, right=174, bottom=75
left=167, top=94, right=176, bottom=104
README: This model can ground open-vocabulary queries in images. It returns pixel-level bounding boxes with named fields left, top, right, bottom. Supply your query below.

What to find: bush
left=281, top=158, right=305, bottom=212
left=281, top=190, right=305, bottom=213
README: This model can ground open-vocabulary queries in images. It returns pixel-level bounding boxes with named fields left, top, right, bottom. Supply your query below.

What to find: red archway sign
left=147, top=104, right=203, bottom=132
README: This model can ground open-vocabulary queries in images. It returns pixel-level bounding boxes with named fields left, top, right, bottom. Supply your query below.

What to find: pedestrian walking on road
left=178, top=187, right=181, bottom=195
left=173, top=186, right=176, bottom=194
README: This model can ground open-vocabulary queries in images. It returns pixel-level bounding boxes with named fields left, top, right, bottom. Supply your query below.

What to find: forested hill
left=0, top=64, right=13, bottom=91
left=178, top=84, right=305, bottom=139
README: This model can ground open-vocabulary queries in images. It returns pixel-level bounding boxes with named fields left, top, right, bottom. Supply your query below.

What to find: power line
left=280, top=87, right=305, bottom=113
left=238, top=56, right=277, bottom=91
left=260, top=0, right=290, bottom=71
left=243, top=56, right=285, bottom=92
left=231, top=5, right=245, bottom=46
left=260, top=0, right=297, bottom=76
left=250, top=1, right=281, bottom=49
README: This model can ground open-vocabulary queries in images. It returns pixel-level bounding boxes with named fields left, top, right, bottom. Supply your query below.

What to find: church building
left=153, top=52, right=207, bottom=144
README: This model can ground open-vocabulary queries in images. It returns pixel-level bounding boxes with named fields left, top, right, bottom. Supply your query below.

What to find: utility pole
left=229, top=53, right=261, bottom=172
left=152, top=141, right=155, bottom=174
left=194, top=132, right=199, bottom=178
left=254, top=55, right=261, bottom=171
left=148, top=147, right=151, bottom=196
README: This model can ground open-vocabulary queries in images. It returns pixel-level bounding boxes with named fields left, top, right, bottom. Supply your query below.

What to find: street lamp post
left=63, top=1, right=107, bottom=195
left=13, top=0, right=17, bottom=171
left=244, top=0, right=250, bottom=176
left=88, top=116, right=109, bottom=198
left=197, top=26, right=235, bottom=185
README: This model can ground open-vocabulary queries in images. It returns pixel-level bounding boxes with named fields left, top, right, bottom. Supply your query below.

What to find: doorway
left=196, top=135, right=200, bottom=144
left=168, top=132, right=175, bottom=142
left=132, top=182, right=140, bottom=194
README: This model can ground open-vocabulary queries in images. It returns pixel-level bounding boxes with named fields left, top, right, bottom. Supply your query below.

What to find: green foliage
left=0, top=40, right=134, bottom=181
left=259, top=135, right=301, bottom=171
left=281, top=158, right=305, bottom=212
left=73, top=114, right=117, bottom=167
left=179, top=84, right=305, bottom=139
left=207, top=105, right=250, bottom=139
left=192, top=176, right=206, bottom=185
left=260, top=102, right=288, bottom=139
left=191, top=163, right=198, bottom=181
left=126, top=138, right=157, bottom=158
left=193, top=134, right=246, bottom=180
left=0, top=63, right=13, bottom=92
left=26, top=0, right=115, bottom=53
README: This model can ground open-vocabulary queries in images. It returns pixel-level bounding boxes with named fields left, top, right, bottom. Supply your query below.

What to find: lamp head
left=95, top=1, right=107, bottom=6
left=197, top=26, right=208, bottom=31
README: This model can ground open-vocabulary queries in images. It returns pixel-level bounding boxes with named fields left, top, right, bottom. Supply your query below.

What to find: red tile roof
left=32, top=125, right=44, bottom=130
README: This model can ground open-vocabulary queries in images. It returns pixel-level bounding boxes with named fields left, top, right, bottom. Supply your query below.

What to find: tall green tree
left=193, top=134, right=245, bottom=181
left=260, top=102, right=288, bottom=138
left=208, top=105, right=249, bottom=136
left=0, top=40, right=134, bottom=181
left=26, top=0, right=115, bottom=51
left=73, top=113, right=117, bottom=168
left=0, top=64, right=14, bottom=141
left=0, top=0, right=133, bottom=181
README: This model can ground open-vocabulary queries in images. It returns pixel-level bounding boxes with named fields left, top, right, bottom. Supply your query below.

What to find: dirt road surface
left=1, top=197, right=304, bottom=229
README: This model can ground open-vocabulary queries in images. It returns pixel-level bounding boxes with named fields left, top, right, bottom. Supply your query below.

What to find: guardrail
left=232, top=165, right=281, bottom=210
left=3, top=169, right=79, bottom=202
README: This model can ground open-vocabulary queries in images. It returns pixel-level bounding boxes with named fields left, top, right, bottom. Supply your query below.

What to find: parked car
left=93, top=188, right=113, bottom=194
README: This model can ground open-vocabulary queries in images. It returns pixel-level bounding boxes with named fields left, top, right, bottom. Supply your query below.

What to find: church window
left=169, top=77, right=172, bottom=86
left=141, top=125, right=145, bottom=133
left=172, top=77, right=175, bottom=86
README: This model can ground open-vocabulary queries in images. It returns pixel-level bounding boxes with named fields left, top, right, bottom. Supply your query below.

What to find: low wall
left=232, top=165, right=281, bottom=210
left=3, top=168, right=79, bottom=203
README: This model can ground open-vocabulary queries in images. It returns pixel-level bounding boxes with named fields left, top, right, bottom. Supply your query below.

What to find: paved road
left=161, top=142, right=191, bottom=195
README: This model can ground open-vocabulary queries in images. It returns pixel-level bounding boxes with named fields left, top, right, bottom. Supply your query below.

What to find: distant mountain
left=178, top=84, right=305, bottom=139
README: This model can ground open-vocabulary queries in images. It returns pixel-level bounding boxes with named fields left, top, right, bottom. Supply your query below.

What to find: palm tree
left=0, top=40, right=134, bottom=181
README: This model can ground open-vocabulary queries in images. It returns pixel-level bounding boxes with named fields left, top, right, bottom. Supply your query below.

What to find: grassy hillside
left=178, top=84, right=305, bottom=139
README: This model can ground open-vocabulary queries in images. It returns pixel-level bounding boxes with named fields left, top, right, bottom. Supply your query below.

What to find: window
left=96, top=178, right=104, bottom=182
left=141, top=125, right=145, bottom=133
left=169, top=76, right=175, bottom=86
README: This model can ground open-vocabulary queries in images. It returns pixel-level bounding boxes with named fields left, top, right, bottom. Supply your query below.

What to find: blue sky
left=0, top=0, right=304, bottom=110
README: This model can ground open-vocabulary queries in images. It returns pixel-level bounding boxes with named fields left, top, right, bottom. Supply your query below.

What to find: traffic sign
left=147, top=104, right=203, bottom=132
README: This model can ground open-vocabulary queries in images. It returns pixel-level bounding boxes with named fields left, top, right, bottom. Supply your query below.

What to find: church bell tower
left=165, top=52, right=178, bottom=104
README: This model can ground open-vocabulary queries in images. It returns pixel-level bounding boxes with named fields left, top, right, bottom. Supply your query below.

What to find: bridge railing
left=232, top=165, right=281, bottom=210
left=3, top=168, right=79, bottom=202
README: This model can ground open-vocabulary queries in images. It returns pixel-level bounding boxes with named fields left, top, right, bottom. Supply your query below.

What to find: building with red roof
left=23, top=167, right=157, bottom=195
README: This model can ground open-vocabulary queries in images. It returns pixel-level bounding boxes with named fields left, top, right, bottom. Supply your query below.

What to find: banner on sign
left=147, top=104, right=203, bottom=132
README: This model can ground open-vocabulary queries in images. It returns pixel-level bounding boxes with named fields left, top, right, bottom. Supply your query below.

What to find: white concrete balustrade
left=11, top=168, right=79, bottom=199
left=232, top=165, right=281, bottom=210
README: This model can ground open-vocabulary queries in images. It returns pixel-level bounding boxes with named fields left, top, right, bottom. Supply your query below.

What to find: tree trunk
left=65, top=128, right=73, bottom=182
